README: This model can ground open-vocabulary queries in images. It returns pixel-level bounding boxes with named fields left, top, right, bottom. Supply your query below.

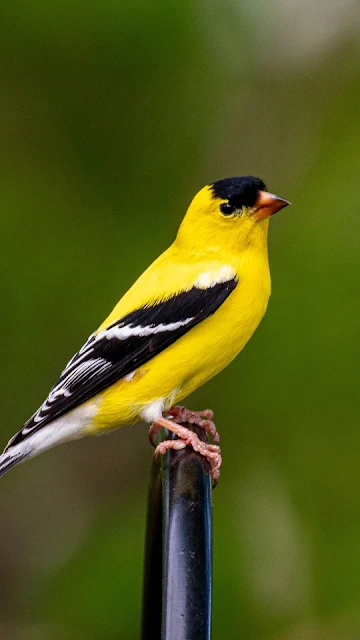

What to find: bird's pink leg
left=150, top=416, right=222, bottom=486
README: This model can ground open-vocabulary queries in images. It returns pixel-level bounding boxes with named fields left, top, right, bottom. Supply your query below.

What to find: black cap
left=211, top=176, right=267, bottom=208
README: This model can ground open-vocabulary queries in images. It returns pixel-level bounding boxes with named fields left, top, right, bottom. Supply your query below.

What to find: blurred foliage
left=0, top=1, right=360, bottom=638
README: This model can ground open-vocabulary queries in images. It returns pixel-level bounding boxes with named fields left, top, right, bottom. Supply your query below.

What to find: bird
left=0, top=176, right=290, bottom=483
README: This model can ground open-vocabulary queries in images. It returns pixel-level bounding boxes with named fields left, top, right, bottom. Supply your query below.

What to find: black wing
left=7, top=278, right=237, bottom=449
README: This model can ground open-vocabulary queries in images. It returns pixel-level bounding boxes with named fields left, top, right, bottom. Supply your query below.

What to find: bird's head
left=176, top=176, right=290, bottom=255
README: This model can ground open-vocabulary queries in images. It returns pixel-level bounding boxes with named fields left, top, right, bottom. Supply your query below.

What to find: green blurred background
left=0, top=1, right=359, bottom=638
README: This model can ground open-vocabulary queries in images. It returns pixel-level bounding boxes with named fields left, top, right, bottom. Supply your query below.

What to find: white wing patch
left=195, top=265, right=235, bottom=289
left=100, top=318, right=194, bottom=341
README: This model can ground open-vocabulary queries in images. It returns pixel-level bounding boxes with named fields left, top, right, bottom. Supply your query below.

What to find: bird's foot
left=149, top=415, right=222, bottom=487
left=169, top=405, right=220, bottom=443
left=148, top=405, right=219, bottom=446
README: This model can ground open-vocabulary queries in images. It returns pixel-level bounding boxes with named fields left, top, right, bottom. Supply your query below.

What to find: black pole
left=142, top=425, right=213, bottom=640
left=141, top=459, right=163, bottom=639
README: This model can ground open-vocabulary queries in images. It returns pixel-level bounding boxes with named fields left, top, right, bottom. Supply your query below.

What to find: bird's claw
left=168, top=405, right=220, bottom=443
left=149, top=412, right=222, bottom=486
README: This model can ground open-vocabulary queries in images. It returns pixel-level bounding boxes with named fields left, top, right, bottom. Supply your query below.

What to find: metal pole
left=141, top=459, right=163, bottom=640
left=142, top=425, right=213, bottom=640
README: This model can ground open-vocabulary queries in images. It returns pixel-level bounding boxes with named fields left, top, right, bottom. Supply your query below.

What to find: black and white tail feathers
left=0, top=450, right=28, bottom=478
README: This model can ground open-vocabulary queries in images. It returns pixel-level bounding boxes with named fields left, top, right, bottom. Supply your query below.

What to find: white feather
left=195, top=264, right=235, bottom=289
left=140, top=398, right=165, bottom=423
left=100, top=318, right=194, bottom=341
left=6, top=400, right=100, bottom=460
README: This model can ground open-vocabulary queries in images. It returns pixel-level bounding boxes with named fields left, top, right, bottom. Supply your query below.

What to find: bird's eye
left=220, top=202, right=236, bottom=216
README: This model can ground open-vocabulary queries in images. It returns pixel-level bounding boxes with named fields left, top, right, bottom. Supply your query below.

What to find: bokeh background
left=0, top=1, right=359, bottom=638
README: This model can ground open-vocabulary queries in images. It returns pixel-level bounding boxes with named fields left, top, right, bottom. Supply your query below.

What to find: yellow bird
left=0, top=176, right=290, bottom=483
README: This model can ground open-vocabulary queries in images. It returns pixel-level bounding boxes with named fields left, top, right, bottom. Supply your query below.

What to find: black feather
left=211, top=176, right=267, bottom=209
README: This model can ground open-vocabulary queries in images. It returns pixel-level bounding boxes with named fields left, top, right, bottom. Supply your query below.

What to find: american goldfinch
left=0, top=176, right=290, bottom=482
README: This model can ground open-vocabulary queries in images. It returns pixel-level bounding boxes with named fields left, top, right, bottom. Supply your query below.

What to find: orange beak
left=252, top=190, right=291, bottom=222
